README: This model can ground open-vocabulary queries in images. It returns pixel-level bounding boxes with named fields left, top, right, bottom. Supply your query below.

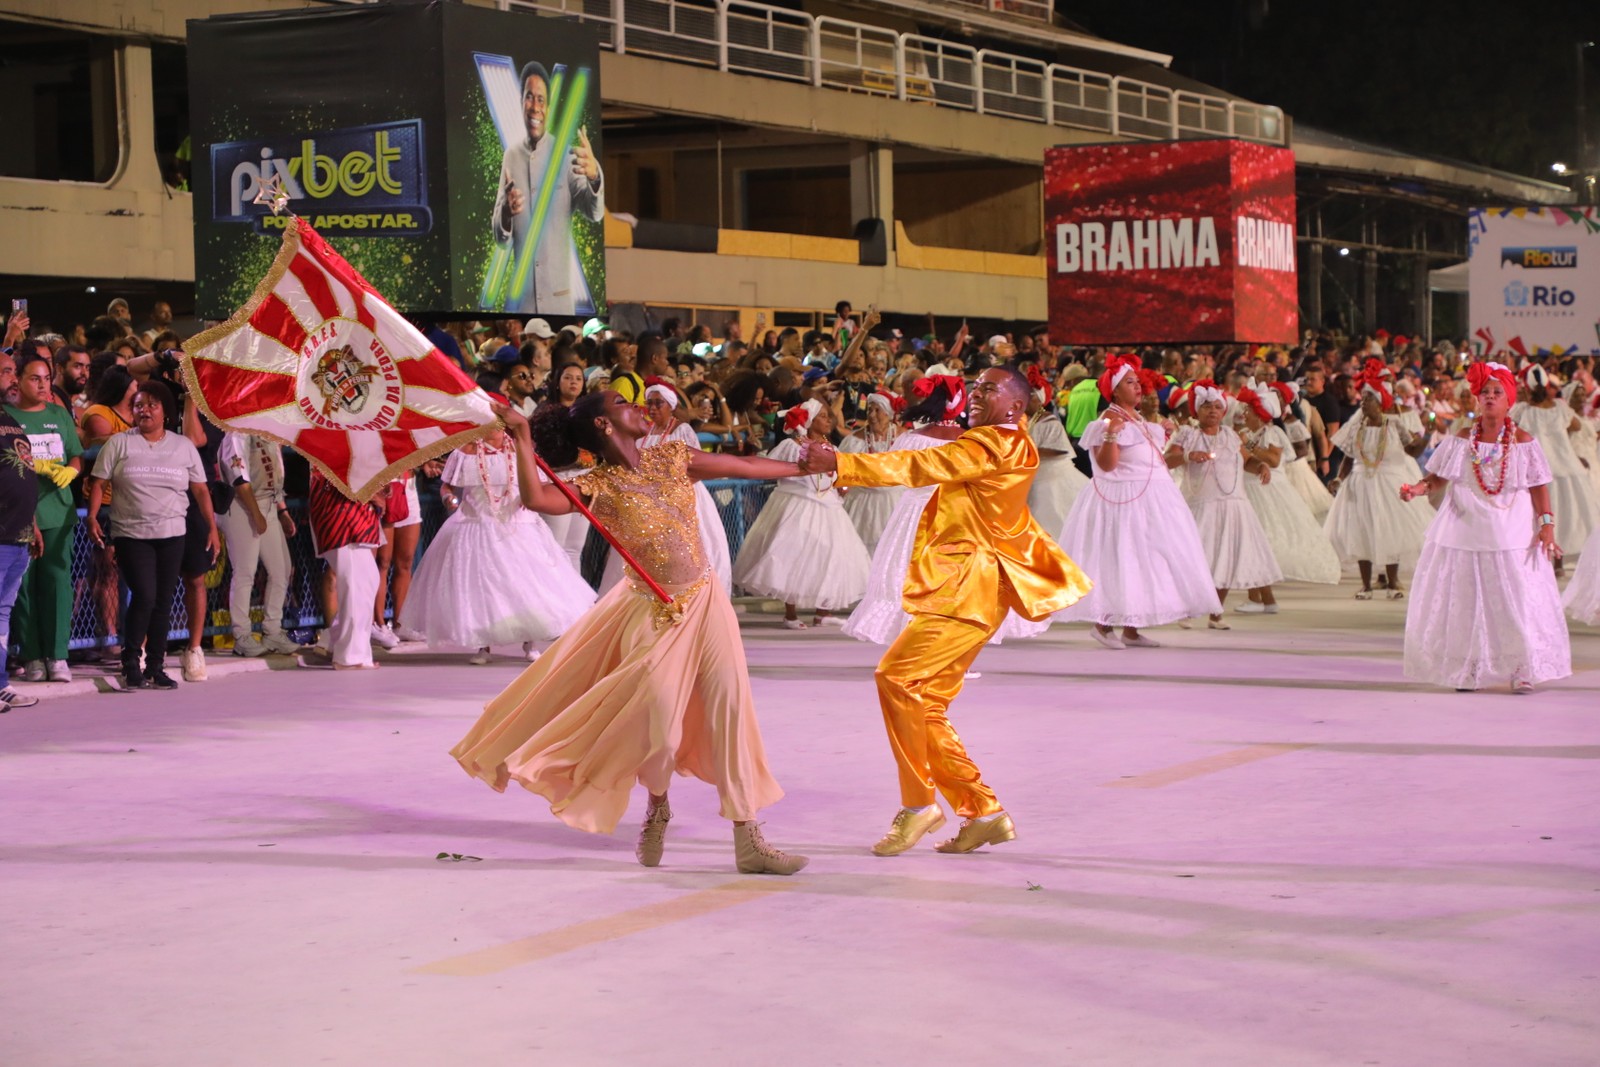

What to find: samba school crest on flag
left=185, top=216, right=497, bottom=502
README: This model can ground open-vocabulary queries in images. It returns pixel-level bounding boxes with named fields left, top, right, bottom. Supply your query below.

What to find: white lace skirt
left=1404, top=540, right=1571, bottom=688
left=1562, top=525, right=1600, bottom=624
left=1054, top=479, right=1223, bottom=627
left=1243, top=472, right=1341, bottom=584
left=1190, top=494, right=1284, bottom=590
left=1282, top=456, right=1333, bottom=521
left=731, top=491, right=871, bottom=610
left=842, top=485, right=904, bottom=556
left=1323, top=470, right=1434, bottom=567
left=401, top=514, right=596, bottom=649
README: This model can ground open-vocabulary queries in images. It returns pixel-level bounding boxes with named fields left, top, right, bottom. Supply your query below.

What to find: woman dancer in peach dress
left=450, top=395, right=809, bottom=875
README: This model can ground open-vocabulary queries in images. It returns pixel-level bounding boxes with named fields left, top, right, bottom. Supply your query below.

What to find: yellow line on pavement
left=1103, top=743, right=1314, bottom=789
left=412, top=879, right=794, bottom=977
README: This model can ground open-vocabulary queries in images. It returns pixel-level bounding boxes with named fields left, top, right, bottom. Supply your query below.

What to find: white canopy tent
left=1429, top=260, right=1469, bottom=293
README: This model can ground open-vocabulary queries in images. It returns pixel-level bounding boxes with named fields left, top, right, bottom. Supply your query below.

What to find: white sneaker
left=262, top=631, right=301, bottom=655
left=392, top=625, right=427, bottom=643
left=813, top=616, right=846, bottom=628
left=22, top=660, right=46, bottom=682
left=1235, top=602, right=1278, bottom=614
left=232, top=634, right=268, bottom=658
left=370, top=622, right=400, bottom=650
left=47, top=660, right=72, bottom=683
left=469, top=649, right=491, bottom=665
left=522, top=641, right=541, bottom=662
left=181, top=647, right=208, bottom=682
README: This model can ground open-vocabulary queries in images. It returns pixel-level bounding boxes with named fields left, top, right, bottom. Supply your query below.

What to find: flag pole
left=530, top=452, right=673, bottom=606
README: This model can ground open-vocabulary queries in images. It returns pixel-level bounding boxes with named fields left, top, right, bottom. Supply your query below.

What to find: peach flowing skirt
left=450, top=575, right=784, bottom=834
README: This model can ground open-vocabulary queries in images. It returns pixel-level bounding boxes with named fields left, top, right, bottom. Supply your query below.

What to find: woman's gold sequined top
left=574, top=440, right=707, bottom=589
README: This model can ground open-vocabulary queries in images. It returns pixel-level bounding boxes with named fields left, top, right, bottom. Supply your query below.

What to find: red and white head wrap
left=643, top=376, right=678, bottom=407
left=1268, top=380, right=1297, bottom=413
left=783, top=398, right=824, bottom=435
left=1362, top=357, right=1392, bottom=382
left=864, top=391, right=896, bottom=418
left=1098, top=354, right=1142, bottom=400
left=1521, top=363, right=1549, bottom=390
left=1026, top=364, right=1051, bottom=403
left=1466, top=361, right=1518, bottom=398
left=911, top=374, right=967, bottom=420
left=1189, top=378, right=1226, bottom=410
left=1356, top=367, right=1395, bottom=411
left=1167, top=384, right=1191, bottom=414
left=1236, top=386, right=1275, bottom=422
left=1137, top=368, right=1167, bottom=401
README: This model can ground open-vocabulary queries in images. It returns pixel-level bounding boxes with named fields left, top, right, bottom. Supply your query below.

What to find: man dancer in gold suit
left=802, top=367, right=1092, bottom=855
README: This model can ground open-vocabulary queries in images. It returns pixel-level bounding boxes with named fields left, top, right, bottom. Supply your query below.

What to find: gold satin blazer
left=835, top=425, right=1092, bottom=624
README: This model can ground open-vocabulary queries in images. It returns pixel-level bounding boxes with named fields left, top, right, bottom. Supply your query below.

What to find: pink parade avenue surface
left=1, top=584, right=1595, bottom=1066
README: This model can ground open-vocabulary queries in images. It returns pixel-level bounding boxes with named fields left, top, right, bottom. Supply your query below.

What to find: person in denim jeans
left=0, top=372, right=43, bottom=710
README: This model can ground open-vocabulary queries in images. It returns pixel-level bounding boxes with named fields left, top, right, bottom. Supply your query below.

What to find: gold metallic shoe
left=934, top=813, right=1017, bottom=854
left=636, top=800, right=671, bottom=867
left=734, top=822, right=808, bottom=875
left=871, top=806, right=947, bottom=856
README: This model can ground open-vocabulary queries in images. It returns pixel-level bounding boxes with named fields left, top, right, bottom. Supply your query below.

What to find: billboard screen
left=190, top=3, right=606, bottom=320
left=1468, top=207, right=1600, bottom=357
left=1044, top=139, right=1297, bottom=345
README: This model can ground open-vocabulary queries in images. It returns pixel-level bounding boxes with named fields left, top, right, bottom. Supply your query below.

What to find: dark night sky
left=1069, top=0, right=1600, bottom=180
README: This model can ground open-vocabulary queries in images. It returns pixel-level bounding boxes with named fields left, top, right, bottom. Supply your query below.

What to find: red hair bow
left=1235, top=387, right=1274, bottom=423
left=1025, top=364, right=1050, bottom=392
left=1098, top=355, right=1142, bottom=400
left=1268, top=380, right=1296, bottom=410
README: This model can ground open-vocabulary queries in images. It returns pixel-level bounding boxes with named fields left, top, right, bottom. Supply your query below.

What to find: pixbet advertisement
left=1468, top=207, right=1600, bottom=357
left=1045, top=139, right=1298, bottom=345
left=190, top=3, right=606, bottom=319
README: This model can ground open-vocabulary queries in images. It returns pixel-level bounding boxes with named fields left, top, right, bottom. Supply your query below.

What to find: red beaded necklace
left=1470, top=418, right=1514, bottom=496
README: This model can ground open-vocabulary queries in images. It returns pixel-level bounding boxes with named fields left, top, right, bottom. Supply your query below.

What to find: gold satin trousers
left=874, top=596, right=1008, bottom=818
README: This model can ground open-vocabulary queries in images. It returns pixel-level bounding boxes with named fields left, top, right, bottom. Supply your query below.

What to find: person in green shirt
left=7, top=353, right=83, bottom=682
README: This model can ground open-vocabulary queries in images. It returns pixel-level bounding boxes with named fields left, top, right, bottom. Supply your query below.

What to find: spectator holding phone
left=86, top=381, right=218, bottom=689
left=6, top=352, right=82, bottom=683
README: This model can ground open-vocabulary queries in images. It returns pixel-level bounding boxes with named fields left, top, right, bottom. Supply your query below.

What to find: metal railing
left=500, top=0, right=1286, bottom=144
left=54, top=480, right=784, bottom=653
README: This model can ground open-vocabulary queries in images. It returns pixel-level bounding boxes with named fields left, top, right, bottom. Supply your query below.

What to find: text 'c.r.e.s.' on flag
left=184, top=217, right=497, bottom=502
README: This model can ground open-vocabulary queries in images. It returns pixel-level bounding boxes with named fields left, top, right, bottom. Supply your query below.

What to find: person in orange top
left=801, top=367, right=1093, bottom=856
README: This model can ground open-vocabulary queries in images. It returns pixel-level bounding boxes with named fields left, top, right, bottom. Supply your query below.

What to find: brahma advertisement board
left=1467, top=207, right=1600, bottom=357
left=1045, top=139, right=1297, bottom=345
left=190, top=3, right=606, bottom=319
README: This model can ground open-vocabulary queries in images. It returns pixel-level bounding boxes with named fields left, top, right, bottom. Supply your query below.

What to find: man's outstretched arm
left=805, top=435, right=1003, bottom=489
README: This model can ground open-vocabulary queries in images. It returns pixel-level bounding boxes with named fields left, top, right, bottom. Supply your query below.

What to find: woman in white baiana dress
left=1401, top=363, right=1569, bottom=694
left=400, top=430, right=596, bottom=664
left=1510, top=365, right=1597, bottom=576
left=731, top=398, right=872, bottom=629
left=1562, top=380, right=1600, bottom=500
left=1168, top=383, right=1283, bottom=627
left=1323, top=374, right=1434, bottom=598
left=1024, top=386, right=1089, bottom=540
left=1055, top=356, right=1222, bottom=649
left=599, top=379, right=733, bottom=594
left=839, top=392, right=904, bottom=555
left=1239, top=386, right=1341, bottom=591
left=1273, top=382, right=1334, bottom=521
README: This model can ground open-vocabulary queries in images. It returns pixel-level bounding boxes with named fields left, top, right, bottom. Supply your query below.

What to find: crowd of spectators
left=2, top=291, right=1594, bottom=707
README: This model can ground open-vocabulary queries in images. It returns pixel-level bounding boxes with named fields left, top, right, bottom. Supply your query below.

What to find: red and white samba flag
left=185, top=217, right=496, bottom=502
